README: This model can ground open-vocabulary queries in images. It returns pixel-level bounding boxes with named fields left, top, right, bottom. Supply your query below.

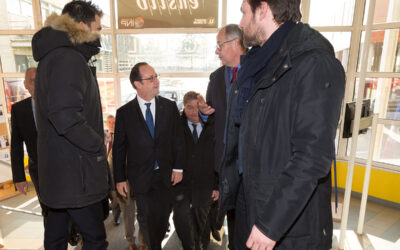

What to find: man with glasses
left=198, top=24, right=247, bottom=250
left=113, top=62, right=194, bottom=250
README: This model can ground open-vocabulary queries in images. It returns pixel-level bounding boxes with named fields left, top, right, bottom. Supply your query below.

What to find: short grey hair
left=223, top=24, right=246, bottom=50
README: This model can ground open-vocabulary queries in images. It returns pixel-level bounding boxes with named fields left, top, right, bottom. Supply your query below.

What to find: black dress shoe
left=211, top=229, right=221, bottom=241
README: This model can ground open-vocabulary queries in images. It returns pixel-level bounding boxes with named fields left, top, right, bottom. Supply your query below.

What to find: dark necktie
left=192, top=123, right=198, bottom=144
left=145, top=103, right=154, bottom=138
left=231, top=67, right=238, bottom=83
left=108, top=133, right=113, bottom=154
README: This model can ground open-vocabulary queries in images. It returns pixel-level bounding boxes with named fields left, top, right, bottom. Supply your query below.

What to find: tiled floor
left=0, top=184, right=399, bottom=250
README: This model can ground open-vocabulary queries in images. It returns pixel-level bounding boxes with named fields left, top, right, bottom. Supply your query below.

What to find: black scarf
left=234, top=21, right=296, bottom=125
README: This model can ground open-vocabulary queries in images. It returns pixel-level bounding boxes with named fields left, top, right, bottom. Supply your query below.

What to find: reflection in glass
left=0, top=0, right=34, bottom=30
left=309, top=0, right=355, bottom=26
left=119, top=77, right=209, bottom=109
left=40, top=0, right=111, bottom=28
left=358, top=29, right=400, bottom=73
left=0, top=35, right=36, bottom=73
left=93, top=35, right=112, bottom=73
left=378, top=124, right=400, bottom=165
left=364, top=0, right=400, bottom=25
left=2, top=78, right=30, bottom=113
left=116, top=34, right=219, bottom=73
left=355, top=78, right=400, bottom=120
left=321, top=32, right=351, bottom=71
left=98, top=78, right=116, bottom=115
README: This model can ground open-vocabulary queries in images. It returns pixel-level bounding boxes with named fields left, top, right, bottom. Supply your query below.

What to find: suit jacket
left=113, top=96, right=184, bottom=194
left=206, top=66, right=230, bottom=171
left=181, top=112, right=218, bottom=208
left=10, top=97, right=37, bottom=183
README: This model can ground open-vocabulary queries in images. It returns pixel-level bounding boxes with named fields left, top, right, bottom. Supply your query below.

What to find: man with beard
left=32, top=1, right=109, bottom=249
left=210, top=0, right=346, bottom=249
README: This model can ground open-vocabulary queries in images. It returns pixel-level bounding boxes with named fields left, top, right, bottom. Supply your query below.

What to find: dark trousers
left=208, top=201, right=236, bottom=249
left=234, top=178, right=250, bottom=250
left=44, top=201, right=108, bottom=250
left=191, top=201, right=212, bottom=250
left=136, top=172, right=194, bottom=250
left=29, top=167, right=48, bottom=220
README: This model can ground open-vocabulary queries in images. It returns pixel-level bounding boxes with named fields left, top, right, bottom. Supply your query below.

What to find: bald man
left=11, top=67, right=47, bottom=217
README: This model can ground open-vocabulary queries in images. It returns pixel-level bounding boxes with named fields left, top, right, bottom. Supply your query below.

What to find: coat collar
left=44, top=13, right=100, bottom=44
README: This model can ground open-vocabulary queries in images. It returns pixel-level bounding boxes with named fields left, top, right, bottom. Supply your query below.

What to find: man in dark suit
left=113, top=62, right=194, bottom=250
left=181, top=91, right=219, bottom=250
left=198, top=24, right=247, bottom=249
left=11, top=67, right=43, bottom=203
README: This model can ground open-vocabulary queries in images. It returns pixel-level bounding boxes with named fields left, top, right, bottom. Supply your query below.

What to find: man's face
left=215, top=29, right=238, bottom=67
left=239, top=0, right=261, bottom=47
left=184, top=99, right=200, bottom=123
left=106, top=117, right=115, bottom=133
left=135, top=65, right=160, bottom=99
left=24, top=68, right=36, bottom=97
left=90, top=15, right=102, bottom=31
left=80, top=14, right=102, bottom=32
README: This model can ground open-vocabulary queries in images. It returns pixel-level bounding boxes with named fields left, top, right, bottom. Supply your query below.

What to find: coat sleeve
left=113, top=108, right=128, bottom=183
left=46, top=53, right=103, bottom=154
left=10, top=105, right=26, bottom=183
left=255, top=54, right=345, bottom=241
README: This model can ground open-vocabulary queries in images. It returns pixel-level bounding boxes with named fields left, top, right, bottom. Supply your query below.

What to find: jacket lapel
left=154, top=96, right=162, bottom=139
left=132, top=98, right=153, bottom=139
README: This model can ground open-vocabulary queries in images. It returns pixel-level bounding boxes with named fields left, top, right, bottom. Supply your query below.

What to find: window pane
left=227, top=0, right=242, bottom=25
left=309, top=0, right=355, bottom=26
left=40, top=0, right=111, bottom=29
left=119, top=77, right=209, bottom=109
left=2, top=78, right=30, bottom=113
left=116, top=34, right=219, bottom=73
left=98, top=78, right=116, bottom=115
left=364, top=0, right=400, bottom=25
left=321, top=32, right=351, bottom=71
left=0, top=35, right=36, bottom=73
left=355, top=78, right=400, bottom=120
left=0, top=0, right=34, bottom=30
left=377, top=124, right=400, bottom=165
left=93, top=35, right=112, bottom=73
left=358, top=29, right=400, bottom=73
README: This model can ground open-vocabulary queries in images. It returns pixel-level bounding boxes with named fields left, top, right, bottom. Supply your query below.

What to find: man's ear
left=258, top=1, right=269, bottom=20
left=133, top=80, right=141, bottom=89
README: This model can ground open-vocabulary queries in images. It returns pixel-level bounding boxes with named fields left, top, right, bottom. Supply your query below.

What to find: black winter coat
left=31, top=13, right=108, bottom=208
left=180, top=112, right=218, bottom=208
left=220, top=23, right=345, bottom=249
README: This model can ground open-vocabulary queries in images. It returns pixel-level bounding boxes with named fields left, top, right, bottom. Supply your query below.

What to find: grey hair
left=223, top=24, right=246, bottom=50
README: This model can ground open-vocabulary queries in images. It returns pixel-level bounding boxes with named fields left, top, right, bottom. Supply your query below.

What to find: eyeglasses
left=140, top=74, right=159, bottom=82
left=216, top=38, right=237, bottom=50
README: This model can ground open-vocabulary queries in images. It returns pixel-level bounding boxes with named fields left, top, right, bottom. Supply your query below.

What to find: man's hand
left=197, top=95, right=215, bottom=115
left=171, top=171, right=183, bottom=186
left=246, top=225, right=276, bottom=250
left=116, top=181, right=128, bottom=198
left=15, top=181, right=28, bottom=195
left=211, top=190, right=219, bottom=201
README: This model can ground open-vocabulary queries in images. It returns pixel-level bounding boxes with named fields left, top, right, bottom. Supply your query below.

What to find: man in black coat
left=32, top=1, right=109, bottom=249
left=181, top=91, right=219, bottom=250
left=11, top=67, right=45, bottom=211
left=113, top=62, right=194, bottom=250
left=213, top=0, right=345, bottom=249
left=198, top=24, right=247, bottom=249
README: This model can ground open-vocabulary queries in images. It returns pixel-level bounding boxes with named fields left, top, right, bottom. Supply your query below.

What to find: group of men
left=10, top=0, right=346, bottom=250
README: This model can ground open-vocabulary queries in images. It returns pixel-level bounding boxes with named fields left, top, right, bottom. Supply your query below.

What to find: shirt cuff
left=199, top=112, right=208, bottom=122
left=173, top=169, right=183, bottom=173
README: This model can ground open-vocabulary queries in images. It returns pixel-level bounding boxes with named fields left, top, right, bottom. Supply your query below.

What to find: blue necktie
left=145, top=103, right=154, bottom=138
left=145, top=103, right=158, bottom=170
